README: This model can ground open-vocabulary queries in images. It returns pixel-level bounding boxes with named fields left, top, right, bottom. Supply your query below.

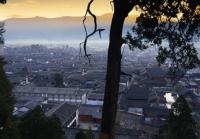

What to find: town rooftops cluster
left=13, top=86, right=91, bottom=95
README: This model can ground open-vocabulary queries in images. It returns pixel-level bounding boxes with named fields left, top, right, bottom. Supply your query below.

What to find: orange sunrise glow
left=0, top=0, right=112, bottom=20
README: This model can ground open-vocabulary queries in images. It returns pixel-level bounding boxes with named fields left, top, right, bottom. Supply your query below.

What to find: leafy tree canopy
left=75, top=130, right=95, bottom=139
left=126, top=0, right=200, bottom=74
left=156, top=96, right=198, bottom=139
left=19, top=106, right=65, bottom=139
left=54, top=73, right=64, bottom=88
left=0, top=22, right=17, bottom=139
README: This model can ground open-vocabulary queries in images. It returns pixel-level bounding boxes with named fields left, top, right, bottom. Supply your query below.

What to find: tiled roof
left=45, top=102, right=78, bottom=125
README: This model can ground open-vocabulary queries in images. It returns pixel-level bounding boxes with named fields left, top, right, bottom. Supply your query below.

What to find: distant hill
left=3, top=13, right=136, bottom=45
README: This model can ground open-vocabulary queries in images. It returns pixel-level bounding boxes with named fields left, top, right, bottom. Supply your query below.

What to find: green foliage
left=0, top=14, right=19, bottom=139
left=0, top=57, right=17, bottom=139
left=126, top=0, right=200, bottom=74
left=75, top=130, right=95, bottom=139
left=157, top=96, right=198, bottom=139
left=54, top=73, right=64, bottom=87
left=19, top=106, right=65, bottom=139
left=76, top=131, right=86, bottom=139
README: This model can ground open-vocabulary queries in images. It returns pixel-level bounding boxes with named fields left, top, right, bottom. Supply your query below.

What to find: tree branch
left=80, top=0, right=105, bottom=61
left=0, top=0, right=6, bottom=4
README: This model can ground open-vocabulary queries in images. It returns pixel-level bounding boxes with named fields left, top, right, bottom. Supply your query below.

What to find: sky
left=0, top=0, right=113, bottom=20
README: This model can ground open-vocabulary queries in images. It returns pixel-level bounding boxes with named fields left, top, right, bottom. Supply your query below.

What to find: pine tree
left=0, top=58, right=15, bottom=139
left=0, top=17, right=17, bottom=139
left=19, top=106, right=65, bottom=139
left=75, top=130, right=95, bottom=139
left=54, top=73, right=64, bottom=87
left=157, top=96, right=198, bottom=139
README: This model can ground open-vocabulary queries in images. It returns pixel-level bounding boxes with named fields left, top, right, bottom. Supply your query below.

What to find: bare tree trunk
left=82, top=1, right=135, bottom=138
left=98, top=0, right=137, bottom=138
left=100, top=9, right=126, bottom=139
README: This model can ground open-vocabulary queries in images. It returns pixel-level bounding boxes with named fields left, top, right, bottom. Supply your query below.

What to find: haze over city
left=0, top=0, right=139, bottom=45
left=0, top=1, right=200, bottom=139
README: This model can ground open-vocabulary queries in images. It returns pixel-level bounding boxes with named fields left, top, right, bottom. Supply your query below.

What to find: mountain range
left=3, top=13, right=136, bottom=45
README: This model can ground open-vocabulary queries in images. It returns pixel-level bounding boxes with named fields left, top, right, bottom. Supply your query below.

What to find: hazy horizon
left=2, top=14, right=135, bottom=45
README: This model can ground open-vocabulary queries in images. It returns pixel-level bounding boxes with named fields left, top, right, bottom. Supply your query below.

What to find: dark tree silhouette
left=19, top=106, right=64, bottom=139
left=0, top=0, right=6, bottom=4
left=156, top=96, right=198, bottom=139
left=75, top=130, right=95, bottom=139
left=126, top=0, right=200, bottom=75
left=0, top=5, right=18, bottom=138
left=75, top=131, right=87, bottom=139
left=0, top=13, right=20, bottom=139
left=83, top=1, right=200, bottom=139
left=0, top=58, right=17, bottom=139
left=81, top=0, right=105, bottom=59
left=54, top=73, right=64, bottom=87
left=100, top=1, right=136, bottom=139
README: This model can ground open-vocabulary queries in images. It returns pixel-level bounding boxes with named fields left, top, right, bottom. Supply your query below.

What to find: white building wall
left=0, top=44, right=4, bottom=56
left=82, top=93, right=87, bottom=104
left=86, top=99, right=103, bottom=106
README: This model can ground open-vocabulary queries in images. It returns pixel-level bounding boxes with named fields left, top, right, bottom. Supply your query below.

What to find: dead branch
left=110, top=1, right=114, bottom=11
left=80, top=0, right=105, bottom=61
